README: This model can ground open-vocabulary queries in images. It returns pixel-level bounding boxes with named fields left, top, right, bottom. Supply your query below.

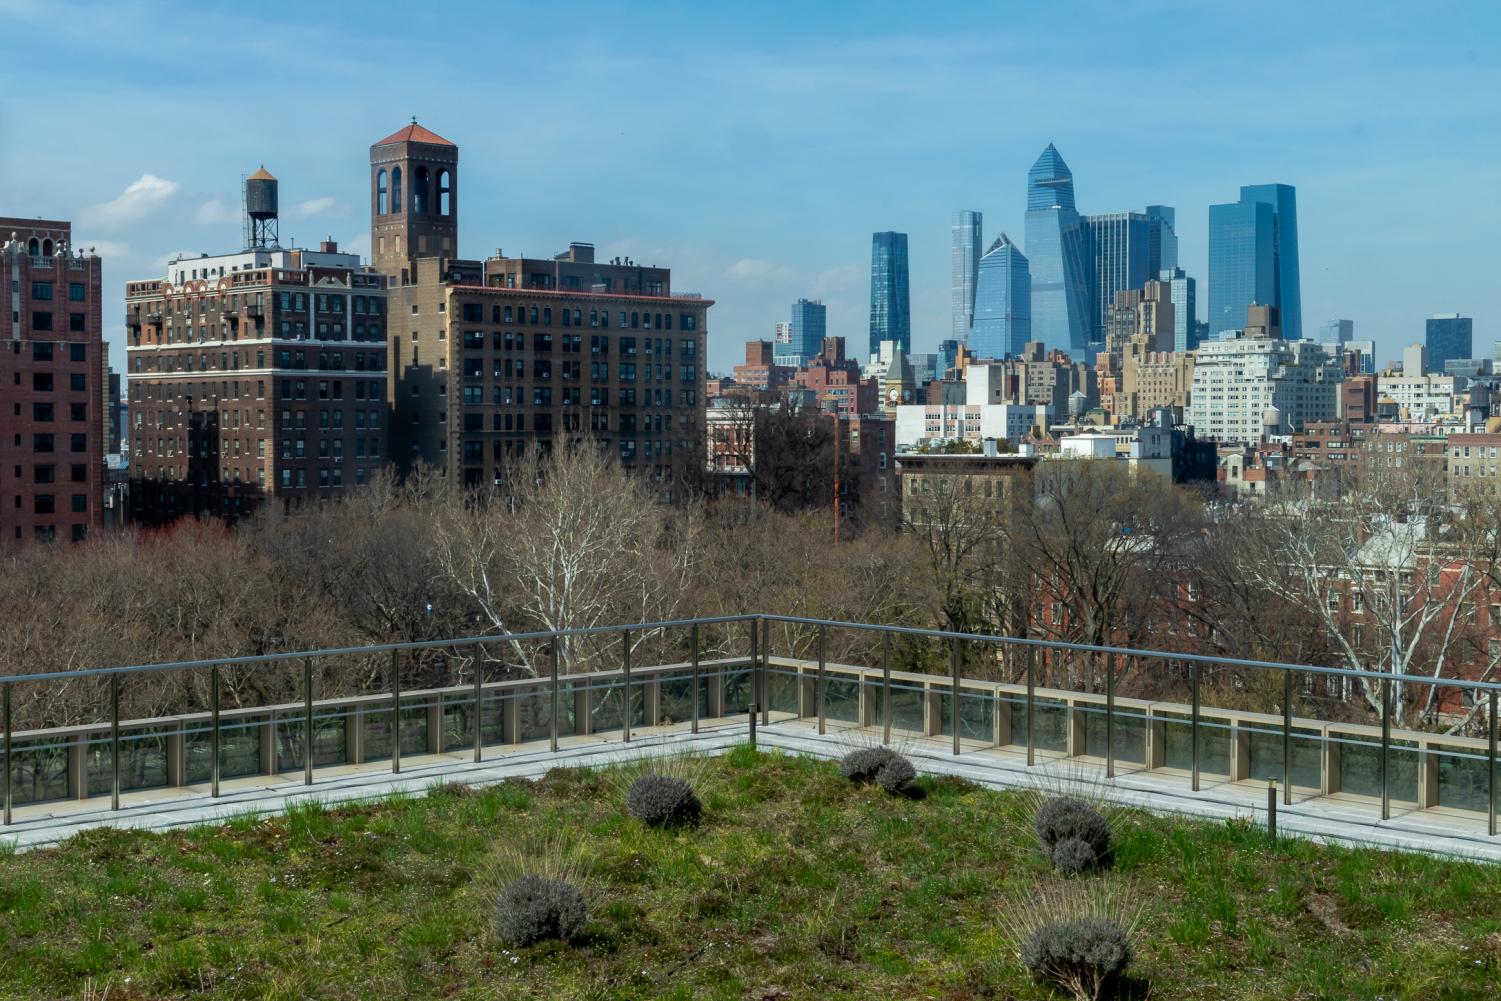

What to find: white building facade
left=1186, top=335, right=1343, bottom=442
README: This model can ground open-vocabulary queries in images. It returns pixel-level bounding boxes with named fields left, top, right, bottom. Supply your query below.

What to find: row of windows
left=456, top=301, right=699, bottom=333
left=12, top=464, right=90, bottom=484
left=19, top=402, right=88, bottom=422
left=25, top=282, right=87, bottom=302
left=375, top=165, right=452, bottom=217
left=22, top=312, right=87, bottom=333
left=278, top=379, right=385, bottom=401
left=23, top=433, right=89, bottom=453
left=6, top=341, right=88, bottom=363
left=20, top=494, right=89, bottom=514
left=17, top=372, right=88, bottom=392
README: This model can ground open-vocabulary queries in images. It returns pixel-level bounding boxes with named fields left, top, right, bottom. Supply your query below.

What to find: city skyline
left=1, top=1, right=1496, bottom=376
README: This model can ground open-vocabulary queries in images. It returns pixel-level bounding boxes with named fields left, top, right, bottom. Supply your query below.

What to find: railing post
left=882, top=632, right=893, bottom=746
left=690, top=623, right=700, bottom=735
left=1489, top=689, right=1497, bottom=838
left=760, top=617, right=771, bottom=726
left=473, top=654, right=484, bottom=764
left=210, top=665, right=221, bottom=799
left=950, top=636, right=962, bottom=756
left=817, top=624, right=827, bottom=737
left=110, top=673, right=122, bottom=811
left=391, top=648, right=402, bottom=775
left=1026, top=646, right=1036, bottom=767
left=1267, top=780, right=1278, bottom=842
left=1105, top=654, right=1117, bottom=779
left=303, top=657, right=314, bottom=786
left=622, top=629, right=632, bottom=744
left=2, top=681, right=10, bottom=825
left=1282, top=669, right=1293, bottom=806
left=748, top=620, right=758, bottom=719
left=550, top=638, right=560, bottom=754
left=1191, top=661, right=1201, bottom=793
left=748, top=701, right=758, bottom=749
left=1381, top=675, right=1392, bottom=821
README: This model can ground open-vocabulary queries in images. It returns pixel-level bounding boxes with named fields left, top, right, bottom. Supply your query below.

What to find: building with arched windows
left=370, top=121, right=458, bottom=282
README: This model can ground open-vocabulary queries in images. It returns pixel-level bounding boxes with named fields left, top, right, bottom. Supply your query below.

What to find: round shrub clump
left=493, top=874, right=588, bottom=947
left=1050, top=836, right=1100, bottom=877
left=626, top=774, right=702, bottom=828
left=874, top=754, right=916, bottom=796
left=1034, top=796, right=1111, bottom=871
left=1020, top=916, right=1131, bottom=999
left=840, top=746, right=899, bottom=784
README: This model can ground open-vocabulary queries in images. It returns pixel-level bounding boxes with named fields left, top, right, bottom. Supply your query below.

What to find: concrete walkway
left=3, top=714, right=1498, bottom=862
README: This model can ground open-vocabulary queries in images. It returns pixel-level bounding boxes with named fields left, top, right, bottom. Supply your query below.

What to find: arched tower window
left=437, top=169, right=452, bottom=216
left=391, top=167, right=403, bottom=214
left=27, top=238, right=39, bottom=256
left=413, top=166, right=429, bottom=214
left=41, top=239, right=53, bottom=256
left=376, top=169, right=388, bottom=215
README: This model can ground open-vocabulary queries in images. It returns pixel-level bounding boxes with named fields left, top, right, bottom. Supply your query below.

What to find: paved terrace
left=2, top=640, right=1499, bottom=861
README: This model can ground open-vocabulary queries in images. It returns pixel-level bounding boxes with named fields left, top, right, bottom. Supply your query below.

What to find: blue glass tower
left=969, top=234, right=1030, bottom=360
left=1084, top=212, right=1149, bottom=348
left=1160, top=267, right=1199, bottom=352
left=1426, top=314, right=1473, bottom=375
left=1023, top=145, right=1091, bottom=357
left=1208, top=184, right=1300, bottom=340
left=869, top=231, right=910, bottom=355
left=789, top=298, right=826, bottom=362
left=951, top=210, right=983, bottom=344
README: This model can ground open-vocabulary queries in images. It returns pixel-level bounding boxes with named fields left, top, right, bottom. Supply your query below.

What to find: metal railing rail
left=0, top=614, right=1498, bottom=837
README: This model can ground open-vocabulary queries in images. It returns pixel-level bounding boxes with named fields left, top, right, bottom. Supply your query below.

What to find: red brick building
left=0, top=219, right=106, bottom=546
left=793, top=336, right=877, bottom=417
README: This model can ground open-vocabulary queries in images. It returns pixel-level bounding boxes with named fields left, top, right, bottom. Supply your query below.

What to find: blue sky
left=2, top=0, right=1497, bottom=375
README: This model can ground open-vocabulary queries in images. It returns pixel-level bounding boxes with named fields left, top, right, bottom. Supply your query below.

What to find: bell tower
left=370, top=118, right=458, bottom=282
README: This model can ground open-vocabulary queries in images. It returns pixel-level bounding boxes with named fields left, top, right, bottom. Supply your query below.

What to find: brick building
left=125, top=170, right=388, bottom=524
left=1, top=219, right=106, bottom=546
left=792, top=336, right=876, bottom=416
left=731, top=340, right=794, bottom=398
left=373, top=124, right=710, bottom=497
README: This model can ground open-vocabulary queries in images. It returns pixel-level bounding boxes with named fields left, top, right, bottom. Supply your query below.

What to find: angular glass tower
left=869, top=231, right=910, bottom=356
left=1161, top=267, right=1198, bottom=352
left=951, top=210, right=983, bottom=344
left=1145, top=205, right=1178, bottom=274
left=1083, top=212, right=1149, bottom=349
left=1208, top=184, right=1300, bottom=340
left=969, top=235, right=1030, bottom=361
left=1024, top=145, right=1091, bottom=358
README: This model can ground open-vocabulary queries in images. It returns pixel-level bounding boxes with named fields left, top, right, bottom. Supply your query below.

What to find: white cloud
left=293, top=196, right=344, bottom=219
left=72, top=239, right=130, bottom=259
left=194, top=199, right=239, bottom=226
left=725, top=257, right=793, bottom=282
left=86, top=174, right=178, bottom=227
left=813, top=263, right=863, bottom=294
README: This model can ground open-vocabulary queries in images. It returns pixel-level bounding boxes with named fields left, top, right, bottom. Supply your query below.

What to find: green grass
left=1, top=747, right=1499, bottom=999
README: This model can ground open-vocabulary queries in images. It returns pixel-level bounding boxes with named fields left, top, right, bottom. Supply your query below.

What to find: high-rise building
left=1145, top=205, right=1178, bottom=274
left=950, top=210, right=983, bottom=344
left=1319, top=319, right=1354, bottom=345
left=1160, top=267, right=1199, bottom=352
left=784, top=298, right=827, bottom=367
left=772, top=321, right=796, bottom=367
left=869, top=232, right=910, bottom=355
left=1023, top=145, right=1092, bottom=357
left=1187, top=334, right=1341, bottom=442
left=1083, top=212, right=1149, bottom=348
left=1207, top=183, right=1300, bottom=340
left=969, top=234, right=1030, bottom=361
left=374, top=126, right=710, bottom=498
left=0, top=220, right=105, bottom=546
left=125, top=170, right=389, bottom=525
left=1425, top=313, right=1473, bottom=375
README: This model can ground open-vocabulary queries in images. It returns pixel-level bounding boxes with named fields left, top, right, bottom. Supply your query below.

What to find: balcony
left=1, top=616, right=1497, bottom=858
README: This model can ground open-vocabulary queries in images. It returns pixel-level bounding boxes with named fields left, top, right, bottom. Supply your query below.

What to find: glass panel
left=1246, top=727, right=1323, bottom=788
left=1337, top=736, right=1419, bottom=802
left=184, top=716, right=265, bottom=784
left=275, top=711, right=349, bottom=772
left=1083, top=706, right=1147, bottom=764
left=658, top=674, right=710, bottom=725
left=362, top=706, right=430, bottom=760
left=822, top=677, right=859, bottom=723
left=1435, top=749, right=1489, bottom=813
left=765, top=668, right=799, bottom=714
left=584, top=679, right=645, bottom=735
left=8, top=738, right=70, bottom=805
left=442, top=698, right=507, bottom=751
left=1161, top=713, right=1231, bottom=776
left=516, top=683, right=576, bottom=741
left=935, top=689, right=993, bottom=741
left=885, top=681, right=926, bottom=735
left=1011, top=699, right=1067, bottom=752
left=721, top=667, right=752, bottom=716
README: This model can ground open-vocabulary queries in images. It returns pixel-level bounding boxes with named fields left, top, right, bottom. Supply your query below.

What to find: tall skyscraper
left=1426, top=314, right=1474, bottom=374
left=869, top=231, right=910, bottom=355
left=1207, top=183, right=1301, bottom=340
left=786, top=298, right=827, bottom=366
left=951, top=210, right=983, bottom=344
left=969, top=235, right=1030, bottom=361
left=1145, top=205, right=1178, bottom=274
left=1023, top=145, right=1091, bottom=357
left=1319, top=319, right=1354, bottom=344
left=1160, top=267, right=1199, bottom=352
left=1083, top=212, right=1149, bottom=349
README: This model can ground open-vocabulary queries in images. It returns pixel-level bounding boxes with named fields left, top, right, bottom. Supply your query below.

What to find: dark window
left=70, top=343, right=86, bottom=362
left=32, top=342, right=52, bottom=361
left=377, top=168, right=389, bottom=214
left=70, top=403, right=87, bottom=422
left=462, top=303, right=483, bottom=322
left=33, top=433, right=54, bottom=452
left=34, top=494, right=54, bottom=514
left=70, top=373, right=86, bottom=391
left=69, top=313, right=85, bottom=332
left=31, top=312, right=53, bottom=331
left=391, top=166, right=403, bottom=212
left=32, top=403, right=53, bottom=422
left=33, top=372, right=53, bottom=392
left=413, top=165, right=429, bottom=213
left=70, top=463, right=86, bottom=482
left=71, top=494, right=87, bottom=513
left=34, top=464, right=55, bottom=483
left=70, top=433, right=86, bottom=453
left=68, top=283, right=85, bottom=302
left=31, top=281, right=53, bottom=300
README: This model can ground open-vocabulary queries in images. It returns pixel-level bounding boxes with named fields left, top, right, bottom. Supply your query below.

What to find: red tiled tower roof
left=373, top=121, right=455, bottom=147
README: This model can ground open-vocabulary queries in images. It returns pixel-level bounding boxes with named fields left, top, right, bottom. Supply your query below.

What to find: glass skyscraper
left=1023, top=145, right=1091, bottom=357
left=969, top=234, right=1030, bottom=361
left=1160, top=267, right=1198, bottom=352
left=869, top=231, right=910, bottom=356
left=1208, top=184, right=1301, bottom=340
left=1426, top=314, right=1473, bottom=375
left=1083, top=212, right=1149, bottom=349
left=951, top=210, right=983, bottom=345
left=1145, top=205, right=1178, bottom=275
left=789, top=298, right=826, bottom=363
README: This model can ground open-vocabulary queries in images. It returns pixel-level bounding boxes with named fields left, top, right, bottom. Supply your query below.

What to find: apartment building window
left=71, top=494, right=87, bottom=513
left=68, top=283, right=85, bottom=302
left=31, top=281, right=53, bottom=300
left=34, top=494, right=54, bottom=514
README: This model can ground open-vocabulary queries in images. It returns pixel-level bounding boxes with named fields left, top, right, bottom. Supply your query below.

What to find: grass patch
left=0, top=750, right=1497, bottom=998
